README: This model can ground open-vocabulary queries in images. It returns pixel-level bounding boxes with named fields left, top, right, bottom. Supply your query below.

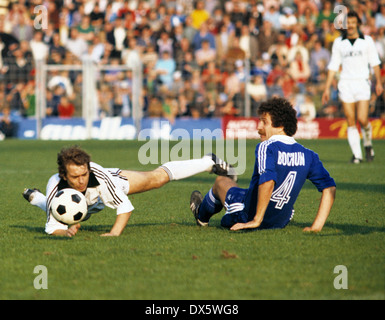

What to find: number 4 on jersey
left=271, top=171, right=297, bottom=209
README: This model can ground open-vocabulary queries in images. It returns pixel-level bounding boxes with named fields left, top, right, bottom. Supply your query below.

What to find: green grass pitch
left=0, top=139, right=384, bottom=300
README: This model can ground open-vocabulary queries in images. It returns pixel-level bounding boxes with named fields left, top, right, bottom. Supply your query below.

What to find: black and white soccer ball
left=50, top=188, right=88, bottom=225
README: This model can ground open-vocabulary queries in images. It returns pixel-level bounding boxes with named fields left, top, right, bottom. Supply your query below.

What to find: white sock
left=347, top=126, right=362, bottom=160
left=361, top=123, right=372, bottom=147
left=160, top=156, right=214, bottom=180
left=30, top=191, right=47, bottom=211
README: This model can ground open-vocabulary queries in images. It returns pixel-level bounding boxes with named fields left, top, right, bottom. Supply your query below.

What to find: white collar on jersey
left=268, top=134, right=296, bottom=144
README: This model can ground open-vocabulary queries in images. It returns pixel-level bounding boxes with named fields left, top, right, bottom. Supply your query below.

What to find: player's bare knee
left=357, top=118, right=368, bottom=128
left=213, top=176, right=237, bottom=197
left=152, top=168, right=170, bottom=188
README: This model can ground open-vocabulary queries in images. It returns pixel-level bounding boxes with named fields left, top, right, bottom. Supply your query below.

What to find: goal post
left=34, top=56, right=143, bottom=139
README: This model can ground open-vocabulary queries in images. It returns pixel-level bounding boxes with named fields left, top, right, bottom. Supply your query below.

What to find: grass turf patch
left=0, top=139, right=384, bottom=300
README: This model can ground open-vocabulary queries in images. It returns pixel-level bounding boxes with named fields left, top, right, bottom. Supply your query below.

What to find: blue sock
left=198, top=188, right=223, bottom=223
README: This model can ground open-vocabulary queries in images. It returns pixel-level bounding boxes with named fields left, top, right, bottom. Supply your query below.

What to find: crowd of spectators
left=1, top=0, right=385, bottom=134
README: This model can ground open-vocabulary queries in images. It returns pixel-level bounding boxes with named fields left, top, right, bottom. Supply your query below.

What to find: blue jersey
left=243, top=135, right=336, bottom=229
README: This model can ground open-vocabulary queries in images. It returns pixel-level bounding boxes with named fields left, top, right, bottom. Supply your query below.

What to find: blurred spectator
left=246, top=75, right=268, bottom=115
left=279, top=7, right=297, bottom=34
left=11, top=14, right=33, bottom=42
left=263, top=6, right=281, bottom=30
left=257, top=20, right=278, bottom=57
left=4, top=46, right=32, bottom=85
left=239, top=24, right=258, bottom=61
left=316, top=1, right=336, bottom=27
left=90, top=2, right=106, bottom=30
left=162, top=94, right=179, bottom=123
left=190, top=0, right=210, bottom=30
left=295, top=0, right=319, bottom=16
left=154, top=50, right=176, bottom=90
left=288, top=35, right=309, bottom=64
left=156, top=31, right=174, bottom=56
left=142, top=44, right=158, bottom=71
left=266, top=62, right=285, bottom=97
left=288, top=51, right=311, bottom=93
left=310, top=39, right=330, bottom=83
left=182, top=15, right=197, bottom=44
left=47, top=71, right=74, bottom=100
left=298, top=6, right=317, bottom=27
left=58, top=96, right=75, bottom=118
left=49, top=33, right=66, bottom=61
left=0, top=19, right=19, bottom=59
left=66, top=28, right=88, bottom=59
left=0, top=107, right=17, bottom=138
left=89, top=31, right=108, bottom=64
left=137, top=25, right=156, bottom=48
left=46, top=85, right=63, bottom=117
left=268, top=32, right=289, bottom=67
left=29, top=31, right=49, bottom=61
left=192, top=22, right=216, bottom=51
left=113, top=18, right=127, bottom=53
left=215, top=23, right=235, bottom=62
left=169, top=70, right=184, bottom=97
left=375, top=5, right=385, bottom=29
left=77, top=15, right=95, bottom=43
left=180, top=50, right=197, bottom=80
left=374, top=28, right=385, bottom=62
left=195, top=39, right=216, bottom=67
left=224, top=67, right=243, bottom=112
left=322, top=21, right=340, bottom=50
left=21, top=80, right=35, bottom=117
left=147, top=95, right=164, bottom=117
left=7, top=83, right=25, bottom=115
left=122, top=36, right=141, bottom=69
left=225, top=37, right=246, bottom=68
left=297, top=93, right=317, bottom=121
left=251, top=55, right=271, bottom=81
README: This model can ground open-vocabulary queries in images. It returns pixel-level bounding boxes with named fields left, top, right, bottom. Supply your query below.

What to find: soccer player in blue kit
left=190, top=97, right=336, bottom=232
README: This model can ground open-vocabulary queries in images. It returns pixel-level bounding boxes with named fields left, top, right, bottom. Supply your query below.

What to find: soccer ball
left=50, top=188, right=88, bottom=225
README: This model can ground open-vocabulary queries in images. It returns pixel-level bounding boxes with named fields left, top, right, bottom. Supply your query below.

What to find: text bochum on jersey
left=277, top=151, right=305, bottom=167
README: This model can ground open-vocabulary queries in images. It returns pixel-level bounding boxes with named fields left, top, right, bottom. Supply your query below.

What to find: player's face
left=346, top=17, right=359, bottom=37
left=258, top=112, right=285, bottom=141
left=63, top=163, right=90, bottom=193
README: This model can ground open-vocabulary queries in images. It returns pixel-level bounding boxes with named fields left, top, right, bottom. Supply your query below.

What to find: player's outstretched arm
left=101, top=212, right=132, bottom=237
left=303, top=186, right=336, bottom=233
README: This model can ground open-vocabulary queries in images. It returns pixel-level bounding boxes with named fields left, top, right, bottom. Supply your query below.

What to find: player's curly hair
left=57, top=146, right=91, bottom=179
left=258, top=97, right=297, bottom=136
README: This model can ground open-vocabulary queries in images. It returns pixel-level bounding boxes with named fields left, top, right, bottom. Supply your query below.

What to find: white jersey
left=45, top=162, right=134, bottom=234
left=327, top=33, right=381, bottom=80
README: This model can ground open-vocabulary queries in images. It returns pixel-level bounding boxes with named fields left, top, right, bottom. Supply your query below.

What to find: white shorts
left=338, top=79, right=371, bottom=103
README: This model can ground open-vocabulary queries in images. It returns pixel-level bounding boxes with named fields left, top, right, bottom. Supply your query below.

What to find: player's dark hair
left=57, top=146, right=91, bottom=179
left=347, top=10, right=362, bottom=25
left=258, top=97, right=297, bottom=136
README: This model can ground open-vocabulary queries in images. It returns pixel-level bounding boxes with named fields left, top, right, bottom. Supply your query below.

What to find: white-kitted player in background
left=322, top=10, right=383, bottom=163
left=23, top=145, right=236, bottom=237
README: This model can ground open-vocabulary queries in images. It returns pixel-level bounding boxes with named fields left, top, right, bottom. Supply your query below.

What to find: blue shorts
left=221, top=187, right=294, bottom=230
left=221, top=187, right=249, bottom=228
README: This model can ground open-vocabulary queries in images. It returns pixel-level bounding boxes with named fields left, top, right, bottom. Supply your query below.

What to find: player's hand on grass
left=65, top=223, right=81, bottom=237
left=303, top=226, right=322, bottom=233
left=230, top=220, right=261, bottom=231
left=100, top=232, right=120, bottom=237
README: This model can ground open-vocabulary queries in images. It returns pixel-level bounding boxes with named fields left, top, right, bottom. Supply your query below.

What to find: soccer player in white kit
left=23, top=146, right=236, bottom=237
left=322, top=11, right=383, bottom=163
